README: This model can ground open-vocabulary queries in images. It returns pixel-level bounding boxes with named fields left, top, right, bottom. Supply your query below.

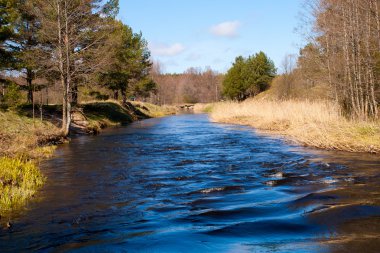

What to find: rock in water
left=272, top=172, right=284, bottom=178
left=265, top=180, right=276, bottom=186
left=6, top=221, right=12, bottom=229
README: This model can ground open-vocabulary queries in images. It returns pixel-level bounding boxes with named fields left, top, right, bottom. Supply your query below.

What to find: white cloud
left=149, top=43, right=185, bottom=57
left=210, top=21, right=241, bottom=38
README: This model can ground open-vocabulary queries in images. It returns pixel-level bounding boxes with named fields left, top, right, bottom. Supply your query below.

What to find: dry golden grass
left=210, top=99, right=380, bottom=153
left=0, top=101, right=174, bottom=219
left=0, top=111, right=60, bottom=159
left=82, top=99, right=176, bottom=117
left=130, top=101, right=177, bottom=117
left=0, top=112, right=57, bottom=219
left=71, top=100, right=177, bottom=134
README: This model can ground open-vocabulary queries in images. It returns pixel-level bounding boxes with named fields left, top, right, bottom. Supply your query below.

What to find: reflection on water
left=1, top=114, right=379, bottom=252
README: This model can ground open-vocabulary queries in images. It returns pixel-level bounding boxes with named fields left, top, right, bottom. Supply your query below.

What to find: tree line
left=304, top=0, right=380, bottom=119
left=222, top=0, right=379, bottom=120
left=277, top=0, right=380, bottom=120
left=150, top=63, right=223, bottom=105
left=149, top=52, right=276, bottom=105
left=0, top=0, right=156, bottom=135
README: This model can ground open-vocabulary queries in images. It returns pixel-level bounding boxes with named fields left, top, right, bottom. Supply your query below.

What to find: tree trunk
left=1, top=83, right=5, bottom=100
left=26, top=68, right=33, bottom=104
left=62, top=0, right=71, bottom=136
left=45, top=85, right=49, bottom=105
left=57, top=0, right=70, bottom=136
left=39, top=89, right=43, bottom=121
left=121, top=89, right=127, bottom=105
left=27, top=87, right=33, bottom=104
left=71, top=84, right=78, bottom=105
left=113, top=90, right=119, bottom=100
left=374, top=0, right=380, bottom=50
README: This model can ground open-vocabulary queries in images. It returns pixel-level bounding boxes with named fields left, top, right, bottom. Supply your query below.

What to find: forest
left=150, top=64, right=223, bottom=104
left=292, top=0, right=380, bottom=120
left=208, top=0, right=380, bottom=155
left=2, top=1, right=378, bottom=123
left=216, top=0, right=380, bottom=121
left=0, top=0, right=157, bottom=136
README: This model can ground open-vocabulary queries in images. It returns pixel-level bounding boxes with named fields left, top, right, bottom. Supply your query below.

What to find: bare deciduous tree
left=150, top=64, right=224, bottom=105
left=300, top=0, right=379, bottom=119
left=31, top=0, right=117, bottom=135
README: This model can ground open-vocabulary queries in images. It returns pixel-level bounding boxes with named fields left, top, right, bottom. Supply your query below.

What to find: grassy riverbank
left=207, top=99, right=380, bottom=154
left=0, top=101, right=175, bottom=221
left=193, top=103, right=215, bottom=114
left=0, top=157, right=45, bottom=217
left=75, top=101, right=176, bottom=133
left=0, top=111, right=59, bottom=220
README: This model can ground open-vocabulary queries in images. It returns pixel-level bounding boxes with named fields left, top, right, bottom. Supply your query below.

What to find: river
left=1, top=114, right=380, bottom=252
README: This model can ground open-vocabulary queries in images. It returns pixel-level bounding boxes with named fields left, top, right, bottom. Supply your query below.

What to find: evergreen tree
left=99, top=21, right=152, bottom=104
left=31, top=0, right=119, bottom=136
left=222, top=56, right=246, bottom=100
left=13, top=0, right=41, bottom=104
left=223, top=52, right=276, bottom=100
left=0, top=0, right=18, bottom=70
left=131, top=78, right=157, bottom=100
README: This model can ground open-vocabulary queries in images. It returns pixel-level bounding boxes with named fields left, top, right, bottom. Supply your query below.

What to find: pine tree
left=0, top=0, right=18, bottom=70
left=223, top=52, right=276, bottom=100
left=13, top=0, right=41, bottom=104
left=99, top=21, right=152, bottom=104
left=31, top=0, right=118, bottom=136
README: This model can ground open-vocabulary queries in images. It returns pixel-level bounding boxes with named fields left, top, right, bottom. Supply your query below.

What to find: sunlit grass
left=0, top=111, right=60, bottom=159
left=210, top=99, right=380, bottom=153
left=194, top=103, right=215, bottom=113
left=0, top=157, right=45, bottom=216
left=0, top=101, right=174, bottom=217
left=0, top=111, right=58, bottom=218
left=131, top=101, right=177, bottom=117
left=79, top=100, right=175, bottom=133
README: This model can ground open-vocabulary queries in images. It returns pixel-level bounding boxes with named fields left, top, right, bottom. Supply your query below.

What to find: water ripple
left=1, top=114, right=380, bottom=252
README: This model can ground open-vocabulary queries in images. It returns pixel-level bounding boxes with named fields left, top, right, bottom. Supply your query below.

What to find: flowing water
left=1, top=114, right=380, bottom=252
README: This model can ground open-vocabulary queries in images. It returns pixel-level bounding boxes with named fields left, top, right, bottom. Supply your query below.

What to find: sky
left=118, top=0, right=305, bottom=74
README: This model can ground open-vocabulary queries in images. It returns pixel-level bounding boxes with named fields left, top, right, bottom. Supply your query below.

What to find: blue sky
left=118, top=0, right=305, bottom=74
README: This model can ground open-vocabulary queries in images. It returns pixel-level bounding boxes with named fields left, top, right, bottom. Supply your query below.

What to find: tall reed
left=210, top=99, right=380, bottom=153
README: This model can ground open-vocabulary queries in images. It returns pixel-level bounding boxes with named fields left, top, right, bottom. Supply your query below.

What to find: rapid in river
left=1, top=114, right=380, bottom=252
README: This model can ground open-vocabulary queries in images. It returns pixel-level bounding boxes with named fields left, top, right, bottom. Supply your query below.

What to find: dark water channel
left=1, top=114, right=380, bottom=252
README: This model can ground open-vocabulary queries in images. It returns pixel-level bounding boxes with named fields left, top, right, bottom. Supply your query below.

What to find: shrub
left=3, top=83, right=23, bottom=108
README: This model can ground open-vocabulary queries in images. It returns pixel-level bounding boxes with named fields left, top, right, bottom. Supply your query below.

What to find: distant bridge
left=177, top=104, right=195, bottom=110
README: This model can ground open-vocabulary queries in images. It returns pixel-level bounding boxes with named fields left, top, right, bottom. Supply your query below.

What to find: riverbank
left=72, top=101, right=176, bottom=134
left=203, top=99, right=380, bottom=154
left=2, top=113, right=379, bottom=251
left=0, top=100, right=175, bottom=222
left=0, top=110, right=59, bottom=221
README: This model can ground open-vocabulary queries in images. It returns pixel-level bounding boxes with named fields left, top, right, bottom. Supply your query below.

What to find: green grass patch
left=202, top=104, right=215, bottom=113
left=354, top=124, right=379, bottom=136
left=82, top=102, right=135, bottom=124
left=194, top=103, right=216, bottom=113
left=80, top=101, right=176, bottom=132
left=0, top=101, right=174, bottom=218
left=0, top=157, right=45, bottom=217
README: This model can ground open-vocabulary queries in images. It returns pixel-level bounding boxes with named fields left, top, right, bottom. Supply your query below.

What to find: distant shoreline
left=195, top=100, right=380, bottom=155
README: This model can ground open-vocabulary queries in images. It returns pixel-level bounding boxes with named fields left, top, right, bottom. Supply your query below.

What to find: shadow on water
left=1, top=114, right=380, bottom=252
